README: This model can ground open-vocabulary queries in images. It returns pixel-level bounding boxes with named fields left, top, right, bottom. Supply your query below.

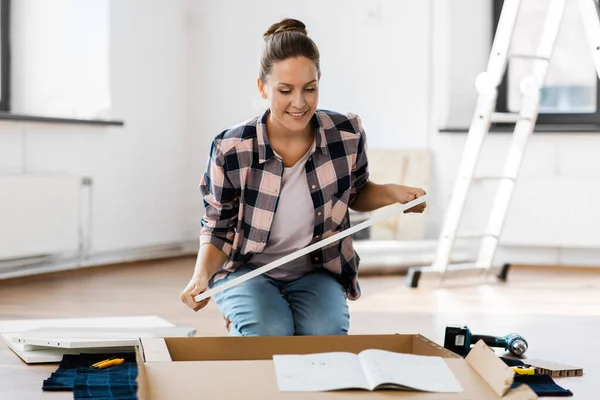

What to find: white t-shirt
left=250, top=144, right=316, bottom=281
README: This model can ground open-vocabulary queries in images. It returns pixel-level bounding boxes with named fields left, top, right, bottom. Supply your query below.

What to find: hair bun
left=263, top=18, right=307, bottom=40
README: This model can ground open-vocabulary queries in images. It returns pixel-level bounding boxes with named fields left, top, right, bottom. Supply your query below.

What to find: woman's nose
left=292, top=92, right=306, bottom=108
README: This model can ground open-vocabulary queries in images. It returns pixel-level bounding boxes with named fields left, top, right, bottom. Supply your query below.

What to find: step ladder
left=406, top=0, right=600, bottom=288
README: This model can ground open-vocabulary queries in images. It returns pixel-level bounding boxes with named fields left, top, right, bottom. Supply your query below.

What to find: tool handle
left=471, top=334, right=506, bottom=348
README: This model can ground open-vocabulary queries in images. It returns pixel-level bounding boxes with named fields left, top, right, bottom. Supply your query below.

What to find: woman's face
left=258, top=56, right=319, bottom=134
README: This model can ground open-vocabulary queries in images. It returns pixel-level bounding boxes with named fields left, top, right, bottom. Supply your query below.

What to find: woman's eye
left=279, top=90, right=291, bottom=95
left=305, top=87, right=316, bottom=92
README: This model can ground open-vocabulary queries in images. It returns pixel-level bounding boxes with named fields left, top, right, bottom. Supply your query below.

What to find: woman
left=181, top=18, right=426, bottom=336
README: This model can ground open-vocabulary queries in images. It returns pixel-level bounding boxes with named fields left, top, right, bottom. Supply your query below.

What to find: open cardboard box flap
left=136, top=334, right=537, bottom=400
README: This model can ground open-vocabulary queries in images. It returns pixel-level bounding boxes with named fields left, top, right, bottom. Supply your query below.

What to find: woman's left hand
left=389, top=184, right=427, bottom=213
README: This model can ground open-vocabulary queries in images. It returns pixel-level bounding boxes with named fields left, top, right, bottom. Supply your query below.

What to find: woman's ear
left=257, top=78, right=267, bottom=99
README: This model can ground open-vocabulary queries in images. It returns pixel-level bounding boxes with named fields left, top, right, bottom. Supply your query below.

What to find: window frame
left=493, top=0, right=600, bottom=126
left=0, top=0, right=124, bottom=126
left=0, top=0, right=9, bottom=112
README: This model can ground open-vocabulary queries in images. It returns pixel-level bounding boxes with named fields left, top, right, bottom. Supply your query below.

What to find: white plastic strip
left=194, top=194, right=429, bottom=302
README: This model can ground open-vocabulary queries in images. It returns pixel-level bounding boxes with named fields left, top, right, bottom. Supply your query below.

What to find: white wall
left=185, top=0, right=433, bottom=236
left=3, top=0, right=597, bottom=274
left=0, top=0, right=190, bottom=262
left=430, top=0, right=600, bottom=264
left=187, top=0, right=600, bottom=266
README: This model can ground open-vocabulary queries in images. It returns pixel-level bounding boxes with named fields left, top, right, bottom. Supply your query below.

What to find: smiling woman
left=258, top=56, right=319, bottom=167
left=257, top=19, right=321, bottom=167
left=180, top=18, right=428, bottom=337
left=258, top=19, right=321, bottom=147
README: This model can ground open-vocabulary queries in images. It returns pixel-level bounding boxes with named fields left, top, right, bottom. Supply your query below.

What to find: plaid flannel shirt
left=199, top=108, right=369, bottom=300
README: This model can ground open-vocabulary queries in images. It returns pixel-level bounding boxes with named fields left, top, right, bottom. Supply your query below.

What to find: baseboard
left=495, top=246, right=600, bottom=268
left=0, top=240, right=199, bottom=280
left=1, top=239, right=598, bottom=280
left=354, top=241, right=600, bottom=273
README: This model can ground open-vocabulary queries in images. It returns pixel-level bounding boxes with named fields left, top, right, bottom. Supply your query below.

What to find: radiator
left=0, top=175, right=89, bottom=261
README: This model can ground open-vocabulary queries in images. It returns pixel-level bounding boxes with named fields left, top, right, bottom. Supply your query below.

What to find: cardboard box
left=136, top=334, right=538, bottom=399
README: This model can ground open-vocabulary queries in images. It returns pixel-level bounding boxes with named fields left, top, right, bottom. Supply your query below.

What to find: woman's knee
left=295, top=312, right=349, bottom=336
left=212, top=267, right=296, bottom=336
left=286, top=271, right=350, bottom=335
left=236, top=319, right=295, bottom=336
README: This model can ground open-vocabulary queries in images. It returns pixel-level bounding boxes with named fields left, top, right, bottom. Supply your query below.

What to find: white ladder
left=407, top=0, right=600, bottom=288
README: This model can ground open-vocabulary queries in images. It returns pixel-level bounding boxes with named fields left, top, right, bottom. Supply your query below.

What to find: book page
left=273, top=352, right=370, bottom=392
left=358, top=349, right=464, bottom=393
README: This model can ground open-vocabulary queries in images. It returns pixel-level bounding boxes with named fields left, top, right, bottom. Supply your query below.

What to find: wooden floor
left=1, top=257, right=599, bottom=399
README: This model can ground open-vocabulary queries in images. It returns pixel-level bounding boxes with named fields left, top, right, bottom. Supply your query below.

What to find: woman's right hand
left=180, top=273, right=211, bottom=312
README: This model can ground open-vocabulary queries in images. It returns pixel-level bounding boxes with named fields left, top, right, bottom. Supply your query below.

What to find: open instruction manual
left=273, top=349, right=464, bottom=392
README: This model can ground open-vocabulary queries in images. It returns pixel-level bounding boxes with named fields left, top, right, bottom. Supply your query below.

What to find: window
left=493, top=0, right=600, bottom=126
left=0, top=0, right=122, bottom=125
left=0, top=0, right=9, bottom=112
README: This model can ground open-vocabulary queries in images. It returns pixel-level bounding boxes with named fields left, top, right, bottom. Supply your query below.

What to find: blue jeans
left=210, top=266, right=350, bottom=336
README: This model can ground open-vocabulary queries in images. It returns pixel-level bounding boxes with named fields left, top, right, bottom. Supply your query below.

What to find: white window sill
left=0, top=112, right=124, bottom=127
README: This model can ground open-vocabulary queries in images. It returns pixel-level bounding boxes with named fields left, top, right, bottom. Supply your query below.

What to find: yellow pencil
left=91, top=357, right=117, bottom=368
left=91, top=358, right=125, bottom=369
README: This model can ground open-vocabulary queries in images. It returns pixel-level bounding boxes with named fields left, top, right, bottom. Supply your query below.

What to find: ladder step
left=454, top=231, right=498, bottom=239
left=490, top=112, right=529, bottom=123
left=510, top=53, right=551, bottom=61
left=472, top=175, right=516, bottom=181
left=438, top=262, right=488, bottom=272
